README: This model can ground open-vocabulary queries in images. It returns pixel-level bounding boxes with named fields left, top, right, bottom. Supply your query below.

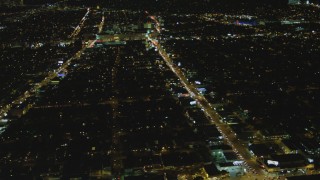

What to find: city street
left=148, top=16, right=264, bottom=176
left=0, top=9, right=91, bottom=119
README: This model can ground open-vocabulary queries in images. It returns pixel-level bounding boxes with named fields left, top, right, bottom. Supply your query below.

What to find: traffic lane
left=151, top=35, right=261, bottom=172
left=155, top=41, right=263, bottom=174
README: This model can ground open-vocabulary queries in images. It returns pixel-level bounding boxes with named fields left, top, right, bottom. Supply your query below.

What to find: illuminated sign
left=233, top=161, right=244, bottom=166
left=0, top=119, right=8, bottom=123
left=197, top=88, right=207, bottom=92
left=190, top=101, right=197, bottom=105
left=58, top=73, right=65, bottom=78
left=267, top=160, right=279, bottom=166
left=308, top=158, right=314, bottom=163
left=178, top=93, right=190, bottom=98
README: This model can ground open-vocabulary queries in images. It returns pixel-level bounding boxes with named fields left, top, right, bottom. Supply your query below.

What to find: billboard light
left=190, top=101, right=197, bottom=105
left=267, top=160, right=279, bottom=166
